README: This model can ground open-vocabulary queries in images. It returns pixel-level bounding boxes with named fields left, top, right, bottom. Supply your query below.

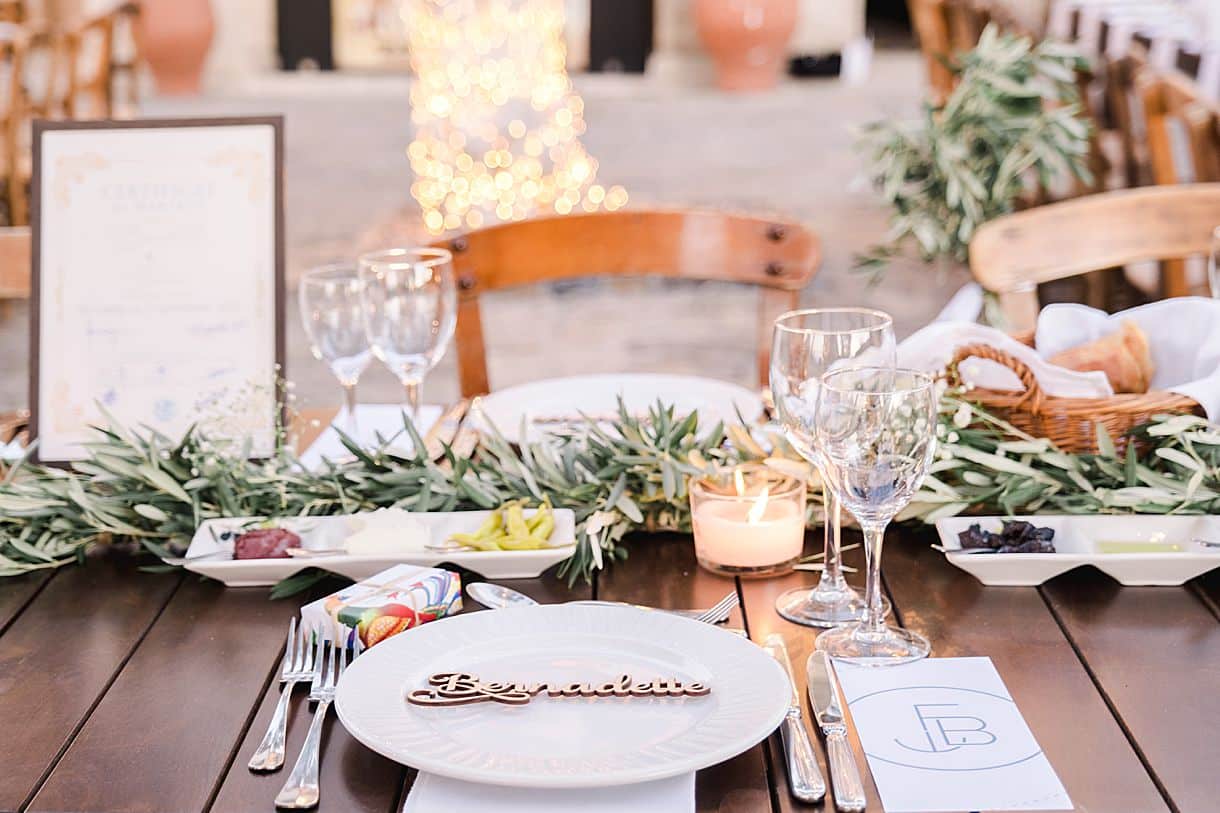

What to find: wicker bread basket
left=946, top=333, right=1203, bottom=454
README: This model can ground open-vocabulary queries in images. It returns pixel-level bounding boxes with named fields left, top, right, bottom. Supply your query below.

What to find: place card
left=834, top=657, right=1072, bottom=812
left=30, top=117, right=284, bottom=463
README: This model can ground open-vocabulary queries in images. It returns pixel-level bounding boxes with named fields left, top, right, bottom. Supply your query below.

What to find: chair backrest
left=969, top=184, right=1220, bottom=330
left=430, top=209, right=820, bottom=396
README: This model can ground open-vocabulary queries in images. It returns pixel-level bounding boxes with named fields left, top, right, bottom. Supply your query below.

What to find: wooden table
left=4, top=526, right=1219, bottom=813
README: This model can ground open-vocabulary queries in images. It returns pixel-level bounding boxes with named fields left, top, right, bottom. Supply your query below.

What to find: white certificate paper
left=33, top=120, right=281, bottom=461
left=835, top=657, right=1072, bottom=812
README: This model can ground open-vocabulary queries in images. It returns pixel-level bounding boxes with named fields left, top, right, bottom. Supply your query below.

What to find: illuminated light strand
left=405, top=0, right=627, bottom=234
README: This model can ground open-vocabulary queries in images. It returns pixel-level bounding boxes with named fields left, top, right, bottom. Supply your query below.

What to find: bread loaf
left=1048, top=321, right=1155, bottom=394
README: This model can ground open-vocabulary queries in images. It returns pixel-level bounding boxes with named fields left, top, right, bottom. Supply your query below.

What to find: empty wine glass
left=358, top=247, right=457, bottom=424
left=812, top=367, right=937, bottom=665
left=1208, top=226, right=1220, bottom=299
left=298, top=263, right=372, bottom=435
left=770, top=308, right=896, bottom=628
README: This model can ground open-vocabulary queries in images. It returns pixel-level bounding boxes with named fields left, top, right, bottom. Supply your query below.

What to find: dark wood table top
left=4, top=527, right=1219, bottom=813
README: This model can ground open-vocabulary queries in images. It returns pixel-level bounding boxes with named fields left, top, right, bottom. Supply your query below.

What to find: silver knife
left=807, top=651, right=866, bottom=812
left=762, top=634, right=826, bottom=803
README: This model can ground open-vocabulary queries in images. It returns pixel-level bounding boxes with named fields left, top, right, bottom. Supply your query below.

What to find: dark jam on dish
left=958, top=520, right=1055, bottom=553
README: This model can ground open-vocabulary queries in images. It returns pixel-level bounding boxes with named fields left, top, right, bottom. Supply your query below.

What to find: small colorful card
left=835, top=656, right=1071, bottom=812
left=302, top=564, right=461, bottom=649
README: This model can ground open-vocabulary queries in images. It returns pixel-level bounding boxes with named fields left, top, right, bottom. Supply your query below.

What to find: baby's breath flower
left=952, top=403, right=972, bottom=429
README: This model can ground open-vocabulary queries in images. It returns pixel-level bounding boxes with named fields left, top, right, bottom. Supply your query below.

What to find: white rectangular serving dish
left=934, top=515, right=1220, bottom=586
left=173, top=509, right=577, bottom=587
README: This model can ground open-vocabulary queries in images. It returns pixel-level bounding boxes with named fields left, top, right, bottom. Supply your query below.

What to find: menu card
left=31, top=118, right=283, bottom=462
left=834, top=657, right=1072, bottom=812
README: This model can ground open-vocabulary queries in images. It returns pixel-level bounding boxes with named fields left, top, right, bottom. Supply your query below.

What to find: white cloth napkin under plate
left=298, top=404, right=441, bottom=469
left=401, top=771, right=696, bottom=813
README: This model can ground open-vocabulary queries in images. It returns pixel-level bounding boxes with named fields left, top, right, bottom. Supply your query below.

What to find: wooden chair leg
left=1161, top=258, right=1191, bottom=299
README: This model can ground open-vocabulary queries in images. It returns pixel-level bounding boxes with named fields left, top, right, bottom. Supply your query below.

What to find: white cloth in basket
left=900, top=292, right=1220, bottom=420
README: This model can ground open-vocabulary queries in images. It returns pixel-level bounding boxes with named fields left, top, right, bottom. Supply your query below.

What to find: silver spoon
left=467, top=582, right=540, bottom=609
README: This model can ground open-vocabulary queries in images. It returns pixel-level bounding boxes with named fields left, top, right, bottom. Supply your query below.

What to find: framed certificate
left=29, top=117, right=285, bottom=463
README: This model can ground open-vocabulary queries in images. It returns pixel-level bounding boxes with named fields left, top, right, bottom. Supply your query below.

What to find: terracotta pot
left=693, top=0, right=798, bottom=92
left=134, top=0, right=215, bottom=95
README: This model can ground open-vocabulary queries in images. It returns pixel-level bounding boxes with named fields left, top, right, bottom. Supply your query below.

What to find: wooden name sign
left=407, top=672, right=711, bottom=707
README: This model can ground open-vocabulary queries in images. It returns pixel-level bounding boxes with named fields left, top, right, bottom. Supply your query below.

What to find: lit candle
left=690, top=465, right=806, bottom=577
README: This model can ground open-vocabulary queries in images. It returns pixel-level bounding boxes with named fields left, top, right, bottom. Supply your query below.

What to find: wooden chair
left=1140, top=69, right=1220, bottom=187
left=64, top=8, right=116, bottom=119
left=7, top=26, right=67, bottom=226
left=429, top=210, right=820, bottom=397
left=907, top=0, right=960, bottom=103
left=0, top=36, right=20, bottom=227
left=0, top=223, right=28, bottom=295
left=969, top=184, right=1220, bottom=331
left=0, top=1, right=22, bottom=24
left=106, top=2, right=140, bottom=118
left=1135, top=70, right=1220, bottom=297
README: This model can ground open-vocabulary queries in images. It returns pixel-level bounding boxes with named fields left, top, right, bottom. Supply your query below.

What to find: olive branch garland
left=2, top=396, right=1218, bottom=590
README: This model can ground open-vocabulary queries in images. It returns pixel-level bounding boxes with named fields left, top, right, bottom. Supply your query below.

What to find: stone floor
left=0, top=50, right=970, bottom=413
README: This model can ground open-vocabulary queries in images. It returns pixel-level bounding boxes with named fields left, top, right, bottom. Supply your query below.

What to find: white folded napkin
left=1036, top=299, right=1220, bottom=419
left=902, top=296, right=1220, bottom=421
left=298, top=404, right=442, bottom=469
left=897, top=321, right=1113, bottom=399
left=401, top=771, right=695, bottom=813
left=931, top=281, right=985, bottom=324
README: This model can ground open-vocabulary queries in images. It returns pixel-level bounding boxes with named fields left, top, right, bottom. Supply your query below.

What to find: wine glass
left=298, top=263, right=372, bottom=435
left=812, top=367, right=937, bottom=665
left=770, top=308, right=896, bottom=628
left=358, top=247, right=457, bottom=424
left=1208, top=226, right=1220, bottom=299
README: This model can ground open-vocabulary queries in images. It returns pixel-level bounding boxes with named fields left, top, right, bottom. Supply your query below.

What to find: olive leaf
left=855, top=24, right=1092, bottom=279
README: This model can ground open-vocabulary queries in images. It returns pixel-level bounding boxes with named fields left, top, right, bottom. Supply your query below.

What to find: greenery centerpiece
left=3, top=393, right=1220, bottom=591
left=855, top=24, right=1093, bottom=280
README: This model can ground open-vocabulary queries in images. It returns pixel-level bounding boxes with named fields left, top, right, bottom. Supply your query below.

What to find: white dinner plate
left=334, top=603, right=789, bottom=788
left=474, top=373, right=764, bottom=443
left=173, top=510, right=576, bottom=587
left=935, top=515, right=1220, bottom=586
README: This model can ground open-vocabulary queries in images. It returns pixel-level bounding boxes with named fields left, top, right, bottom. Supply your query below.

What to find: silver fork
left=694, top=591, right=739, bottom=624
left=248, top=617, right=315, bottom=771
left=275, top=638, right=350, bottom=809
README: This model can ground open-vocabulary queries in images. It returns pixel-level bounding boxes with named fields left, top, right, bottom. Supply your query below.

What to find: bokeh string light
left=405, top=0, right=627, bottom=234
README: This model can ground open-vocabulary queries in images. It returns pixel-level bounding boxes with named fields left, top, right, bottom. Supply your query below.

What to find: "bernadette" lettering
left=406, top=672, right=711, bottom=707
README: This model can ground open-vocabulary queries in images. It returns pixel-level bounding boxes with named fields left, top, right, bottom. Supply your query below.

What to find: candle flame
left=747, top=486, right=770, bottom=525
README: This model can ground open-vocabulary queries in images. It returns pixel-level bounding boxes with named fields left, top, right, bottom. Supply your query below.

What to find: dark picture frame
left=29, top=116, right=286, bottom=464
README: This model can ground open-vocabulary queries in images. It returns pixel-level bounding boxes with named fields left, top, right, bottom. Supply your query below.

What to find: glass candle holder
left=690, top=464, right=806, bottom=578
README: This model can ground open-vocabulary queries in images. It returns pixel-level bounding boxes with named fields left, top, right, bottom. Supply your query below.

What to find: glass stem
left=404, top=381, right=420, bottom=427
left=817, top=486, right=847, bottom=592
left=342, top=383, right=359, bottom=437
left=860, top=521, right=889, bottom=635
